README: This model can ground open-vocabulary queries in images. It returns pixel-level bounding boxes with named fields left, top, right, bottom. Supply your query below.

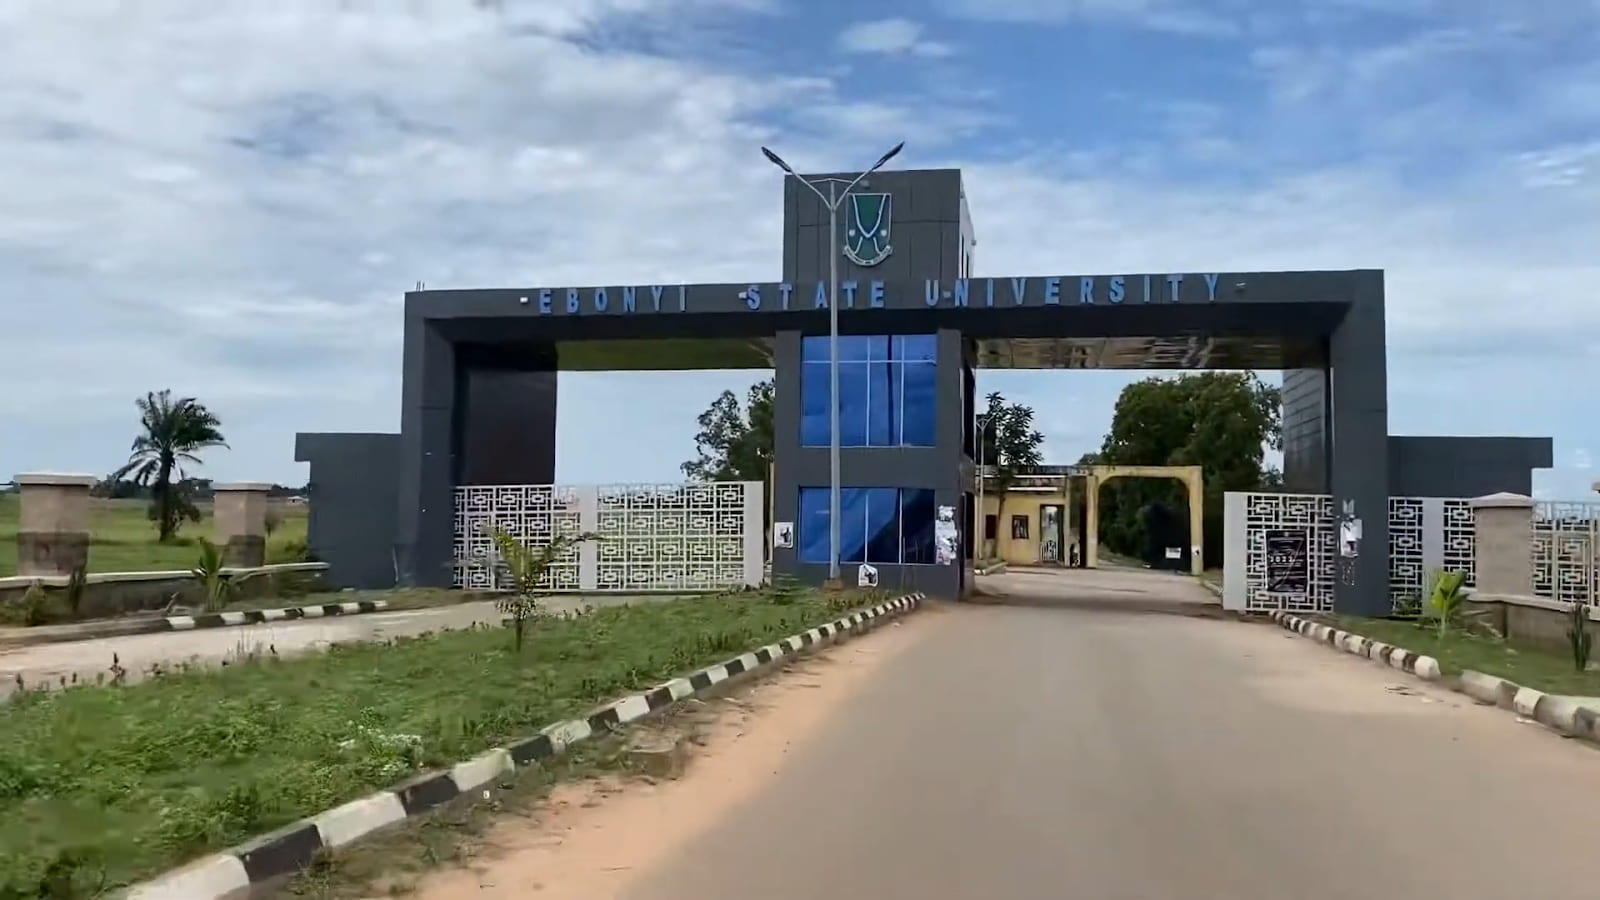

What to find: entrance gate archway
left=293, top=164, right=1552, bottom=615
left=1081, top=465, right=1204, bottom=577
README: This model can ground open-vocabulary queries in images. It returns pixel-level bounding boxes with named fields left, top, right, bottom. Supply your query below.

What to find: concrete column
left=15, top=473, right=96, bottom=576
left=1084, top=474, right=1100, bottom=568
left=1471, top=492, right=1535, bottom=596
left=213, top=482, right=272, bottom=568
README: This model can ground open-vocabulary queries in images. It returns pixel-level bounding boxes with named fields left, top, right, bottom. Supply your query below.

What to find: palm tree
left=113, top=390, right=228, bottom=542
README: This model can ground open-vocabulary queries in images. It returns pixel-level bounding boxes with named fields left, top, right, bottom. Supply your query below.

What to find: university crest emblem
left=843, top=192, right=892, bottom=267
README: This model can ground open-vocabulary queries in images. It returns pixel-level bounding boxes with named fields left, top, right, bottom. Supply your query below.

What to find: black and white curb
left=124, top=592, right=925, bottom=899
left=1269, top=610, right=1443, bottom=681
left=160, top=599, right=391, bottom=632
left=1457, top=670, right=1600, bottom=743
left=1272, top=612, right=1600, bottom=748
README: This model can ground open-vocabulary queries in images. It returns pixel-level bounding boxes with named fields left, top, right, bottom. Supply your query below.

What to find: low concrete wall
left=1465, top=592, right=1596, bottom=653
left=0, top=563, right=329, bottom=624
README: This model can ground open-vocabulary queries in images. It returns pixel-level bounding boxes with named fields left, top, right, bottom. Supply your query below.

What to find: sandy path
left=407, top=607, right=945, bottom=899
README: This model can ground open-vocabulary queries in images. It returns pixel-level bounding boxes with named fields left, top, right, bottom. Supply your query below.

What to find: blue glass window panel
left=798, top=488, right=832, bottom=564
left=839, top=488, right=869, bottom=563
left=800, top=363, right=831, bottom=447
left=838, top=363, right=870, bottom=447
left=900, top=362, right=937, bottom=447
left=802, top=335, right=877, bottom=362
left=865, top=488, right=901, bottom=563
left=866, top=361, right=894, bottom=447
left=865, top=335, right=892, bottom=361
left=900, top=489, right=937, bottom=564
left=894, top=334, right=937, bottom=362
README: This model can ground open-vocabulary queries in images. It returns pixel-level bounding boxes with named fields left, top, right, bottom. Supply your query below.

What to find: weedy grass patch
left=1334, top=615, right=1600, bottom=698
left=0, top=589, right=839, bottom=896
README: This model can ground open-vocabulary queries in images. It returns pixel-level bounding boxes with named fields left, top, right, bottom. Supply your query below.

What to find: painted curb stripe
left=121, top=592, right=924, bottom=898
left=236, top=822, right=322, bottom=883
left=123, top=853, right=250, bottom=900
left=313, top=793, right=408, bottom=850
left=1272, top=612, right=1441, bottom=681
left=151, top=598, right=394, bottom=634
left=395, top=772, right=460, bottom=816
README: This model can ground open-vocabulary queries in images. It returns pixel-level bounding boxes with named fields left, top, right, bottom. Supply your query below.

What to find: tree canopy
left=680, top=379, right=774, bottom=488
left=977, top=392, right=1044, bottom=497
left=1089, top=372, right=1281, bottom=567
left=112, top=390, right=228, bottom=542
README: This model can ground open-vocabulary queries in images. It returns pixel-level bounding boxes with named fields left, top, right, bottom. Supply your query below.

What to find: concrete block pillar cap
left=14, top=473, right=98, bottom=487
left=1469, top=492, right=1535, bottom=509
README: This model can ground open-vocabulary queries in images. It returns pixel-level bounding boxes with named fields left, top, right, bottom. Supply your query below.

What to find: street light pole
left=761, top=142, right=905, bottom=585
left=975, top=414, right=986, bottom=560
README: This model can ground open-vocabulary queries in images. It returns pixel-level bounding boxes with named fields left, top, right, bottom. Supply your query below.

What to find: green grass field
left=0, top=588, right=854, bottom=894
left=0, top=495, right=308, bottom=577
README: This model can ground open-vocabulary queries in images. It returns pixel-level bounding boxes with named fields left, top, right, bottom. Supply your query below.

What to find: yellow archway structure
left=1080, top=464, right=1204, bottom=576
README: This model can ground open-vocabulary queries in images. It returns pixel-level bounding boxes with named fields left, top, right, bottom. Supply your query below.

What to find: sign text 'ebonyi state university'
left=514, top=274, right=1226, bottom=315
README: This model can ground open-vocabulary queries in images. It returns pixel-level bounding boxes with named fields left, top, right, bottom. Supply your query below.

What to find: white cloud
left=934, top=0, right=1240, bottom=36
left=837, top=18, right=953, bottom=58
left=0, top=1, right=1596, bottom=503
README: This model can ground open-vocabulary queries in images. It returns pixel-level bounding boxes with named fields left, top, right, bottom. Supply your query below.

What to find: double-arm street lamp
left=761, top=141, right=905, bottom=584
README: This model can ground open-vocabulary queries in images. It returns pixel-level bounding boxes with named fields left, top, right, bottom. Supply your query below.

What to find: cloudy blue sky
left=2, top=0, right=1597, bottom=497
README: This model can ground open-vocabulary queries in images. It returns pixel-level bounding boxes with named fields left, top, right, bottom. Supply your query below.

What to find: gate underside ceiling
left=975, top=336, right=1326, bottom=370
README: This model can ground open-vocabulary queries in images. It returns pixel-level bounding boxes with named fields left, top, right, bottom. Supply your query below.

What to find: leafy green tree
left=1092, top=373, right=1280, bottom=567
left=681, top=380, right=774, bottom=510
left=978, top=392, right=1045, bottom=527
left=113, top=390, right=228, bottom=542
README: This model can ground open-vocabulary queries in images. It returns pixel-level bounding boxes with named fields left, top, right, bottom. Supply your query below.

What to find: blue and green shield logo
left=844, top=192, right=892, bottom=267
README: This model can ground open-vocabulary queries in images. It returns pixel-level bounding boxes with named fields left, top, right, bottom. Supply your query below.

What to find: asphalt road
left=614, top=569, right=1600, bottom=900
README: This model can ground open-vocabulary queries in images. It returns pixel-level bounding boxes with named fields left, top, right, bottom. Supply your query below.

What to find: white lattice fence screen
left=1227, top=492, right=1479, bottom=613
left=594, top=483, right=751, bottom=591
left=452, top=481, right=763, bottom=592
left=1532, top=501, right=1600, bottom=605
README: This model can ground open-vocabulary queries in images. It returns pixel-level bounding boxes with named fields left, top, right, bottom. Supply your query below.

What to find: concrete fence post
left=213, top=482, right=273, bottom=568
left=15, top=472, right=97, bottom=577
left=1470, top=492, right=1535, bottom=597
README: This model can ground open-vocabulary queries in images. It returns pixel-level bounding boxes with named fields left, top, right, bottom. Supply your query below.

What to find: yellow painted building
left=974, top=464, right=1204, bottom=575
left=976, top=474, right=1079, bottom=567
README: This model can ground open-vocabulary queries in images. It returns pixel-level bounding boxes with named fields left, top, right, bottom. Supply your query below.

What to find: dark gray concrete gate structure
left=296, top=167, right=1551, bottom=616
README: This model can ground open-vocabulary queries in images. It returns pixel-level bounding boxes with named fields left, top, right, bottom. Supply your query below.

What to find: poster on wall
left=935, top=505, right=958, bottom=565
left=772, top=521, right=794, bottom=549
left=1338, top=517, right=1362, bottom=559
left=1264, top=528, right=1310, bottom=594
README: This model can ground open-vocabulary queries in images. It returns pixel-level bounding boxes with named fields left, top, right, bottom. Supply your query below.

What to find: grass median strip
left=0, top=588, right=853, bottom=895
left=1333, top=616, right=1600, bottom=698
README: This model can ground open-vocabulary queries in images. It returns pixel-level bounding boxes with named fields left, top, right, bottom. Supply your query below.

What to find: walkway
left=0, top=593, right=679, bottom=696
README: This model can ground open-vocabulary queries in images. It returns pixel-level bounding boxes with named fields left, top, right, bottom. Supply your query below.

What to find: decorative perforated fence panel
left=1531, top=501, right=1600, bottom=606
left=453, top=481, right=764, bottom=592
left=1224, top=492, right=1480, bottom=614
left=1441, top=499, right=1477, bottom=589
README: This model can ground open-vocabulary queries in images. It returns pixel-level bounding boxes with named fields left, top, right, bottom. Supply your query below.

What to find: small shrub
left=267, top=537, right=310, bottom=565
left=19, top=582, right=51, bottom=627
left=485, top=527, right=601, bottom=652
left=1427, top=569, right=1467, bottom=637
left=1568, top=601, right=1593, bottom=673
left=191, top=539, right=236, bottom=612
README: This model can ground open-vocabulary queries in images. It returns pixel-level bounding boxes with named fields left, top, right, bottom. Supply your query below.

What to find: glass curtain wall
left=800, top=335, right=936, bottom=447
left=797, top=487, right=937, bottom=565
